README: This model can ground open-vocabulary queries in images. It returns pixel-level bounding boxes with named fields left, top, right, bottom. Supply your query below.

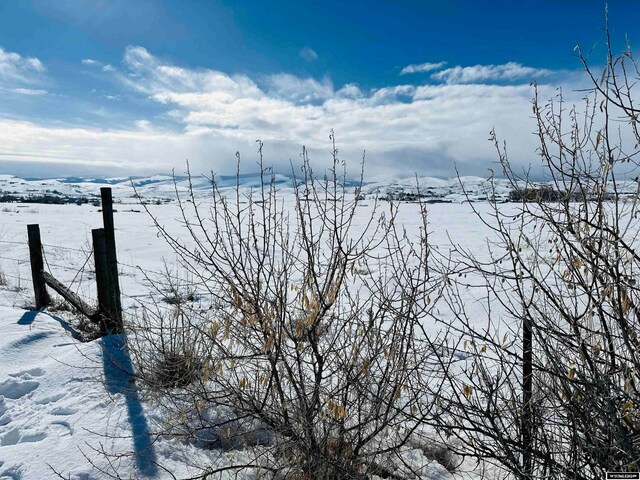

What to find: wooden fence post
left=92, top=228, right=115, bottom=333
left=27, top=224, right=50, bottom=309
left=100, top=187, right=123, bottom=332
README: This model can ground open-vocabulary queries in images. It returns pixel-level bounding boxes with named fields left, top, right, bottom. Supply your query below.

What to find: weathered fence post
left=92, top=228, right=117, bottom=333
left=100, top=187, right=123, bottom=333
left=27, top=224, right=50, bottom=309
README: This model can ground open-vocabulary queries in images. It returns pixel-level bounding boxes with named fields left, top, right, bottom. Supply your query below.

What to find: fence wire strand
left=40, top=245, right=96, bottom=307
left=42, top=243, right=88, bottom=254
left=0, top=237, right=211, bottom=313
left=0, top=240, right=27, bottom=246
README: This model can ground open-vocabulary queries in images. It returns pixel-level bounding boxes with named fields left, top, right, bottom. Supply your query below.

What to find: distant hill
left=1, top=172, right=636, bottom=205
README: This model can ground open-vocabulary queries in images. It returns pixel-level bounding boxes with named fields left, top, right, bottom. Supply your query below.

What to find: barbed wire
left=0, top=241, right=213, bottom=311
left=67, top=250, right=94, bottom=291
left=0, top=250, right=212, bottom=290
left=121, top=292, right=153, bottom=300
left=0, top=240, right=90, bottom=254
left=41, top=246, right=99, bottom=305
left=42, top=243, right=88, bottom=254
left=118, top=261, right=167, bottom=278
left=1, top=272, right=26, bottom=281
left=0, top=255, right=28, bottom=263
left=40, top=260, right=91, bottom=272
left=0, top=240, right=27, bottom=246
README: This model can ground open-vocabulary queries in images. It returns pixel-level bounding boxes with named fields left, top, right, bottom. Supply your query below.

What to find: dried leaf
left=463, top=384, right=473, bottom=401
left=625, top=377, right=633, bottom=394
left=593, top=342, right=601, bottom=358
left=571, top=257, right=581, bottom=269
left=621, top=290, right=631, bottom=315
left=362, top=358, right=371, bottom=374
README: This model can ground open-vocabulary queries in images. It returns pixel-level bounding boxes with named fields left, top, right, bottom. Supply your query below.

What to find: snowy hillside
left=0, top=172, right=514, bottom=204
left=2, top=171, right=638, bottom=207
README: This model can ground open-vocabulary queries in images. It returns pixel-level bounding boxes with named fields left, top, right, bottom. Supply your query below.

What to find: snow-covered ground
left=0, top=177, right=518, bottom=479
left=0, top=306, right=232, bottom=479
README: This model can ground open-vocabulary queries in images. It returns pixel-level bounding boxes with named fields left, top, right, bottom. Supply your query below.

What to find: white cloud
left=264, top=74, right=333, bottom=103
left=0, top=46, right=583, bottom=178
left=83, top=58, right=116, bottom=73
left=370, top=85, right=416, bottom=103
left=135, top=119, right=152, bottom=130
left=0, top=118, right=246, bottom=174
left=336, top=83, right=363, bottom=99
left=299, top=47, right=318, bottom=62
left=431, top=62, right=553, bottom=84
left=121, top=46, right=263, bottom=100
left=0, top=47, right=45, bottom=86
left=400, top=61, right=447, bottom=75
left=12, top=88, right=48, bottom=96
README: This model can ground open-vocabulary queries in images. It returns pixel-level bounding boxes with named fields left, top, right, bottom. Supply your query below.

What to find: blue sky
left=0, top=0, right=638, bottom=178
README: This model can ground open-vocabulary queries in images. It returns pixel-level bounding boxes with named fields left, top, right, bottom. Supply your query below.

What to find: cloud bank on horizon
left=0, top=1, right=625, bottom=179
left=0, top=43, right=583, bottom=179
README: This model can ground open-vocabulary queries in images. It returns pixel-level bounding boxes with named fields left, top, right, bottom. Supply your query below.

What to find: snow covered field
left=0, top=177, right=517, bottom=479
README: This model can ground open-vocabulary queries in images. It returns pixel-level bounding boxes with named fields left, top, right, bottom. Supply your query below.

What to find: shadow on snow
left=101, top=335, right=159, bottom=477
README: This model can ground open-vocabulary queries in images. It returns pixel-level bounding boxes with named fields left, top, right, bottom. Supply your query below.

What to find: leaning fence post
left=27, top=224, right=50, bottom=309
left=100, top=187, right=123, bottom=332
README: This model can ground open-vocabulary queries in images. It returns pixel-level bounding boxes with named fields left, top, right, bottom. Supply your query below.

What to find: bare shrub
left=429, top=27, right=640, bottom=478
left=153, top=261, right=200, bottom=306
left=133, top=135, right=445, bottom=478
left=128, top=303, right=209, bottom=391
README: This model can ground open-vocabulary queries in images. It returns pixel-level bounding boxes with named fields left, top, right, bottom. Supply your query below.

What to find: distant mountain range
left=0, top=173, right=636, bottom=205
left=0, top=173, right=514, bottom=204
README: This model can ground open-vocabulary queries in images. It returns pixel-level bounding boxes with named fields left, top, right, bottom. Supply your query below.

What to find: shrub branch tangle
left=430, top=29, right=640, bottom=478
left=134, top=135, right=443, bottom=478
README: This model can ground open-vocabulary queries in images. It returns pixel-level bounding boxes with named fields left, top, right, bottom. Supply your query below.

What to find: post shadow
left=101, top=335, right=158, bottom=477
left=17, top=309, right=84, bottom=341
left=17, top=310, right=37, bottom=325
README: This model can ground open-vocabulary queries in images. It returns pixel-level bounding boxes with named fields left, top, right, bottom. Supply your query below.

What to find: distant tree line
left=0, top=192, right=96, bottom=205
left=508, top=185, right=619, bottom=202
